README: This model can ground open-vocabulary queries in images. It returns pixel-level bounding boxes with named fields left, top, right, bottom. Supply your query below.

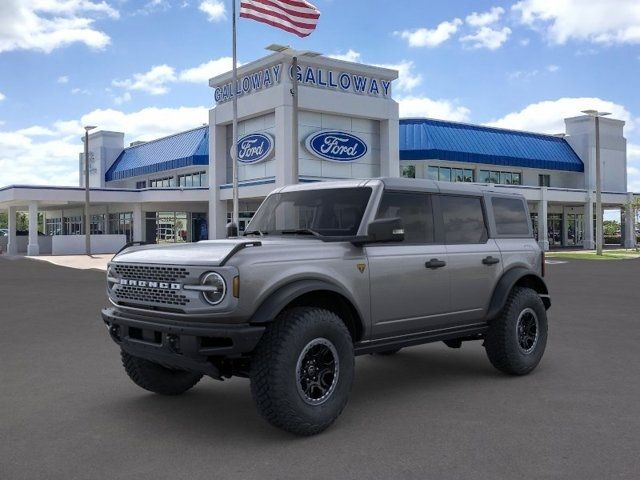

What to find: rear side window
left=440, top=195, right=487, bottom=244
left=376, top=192, right=434, bottom=243
left=492, top=197, right=530, bottom=236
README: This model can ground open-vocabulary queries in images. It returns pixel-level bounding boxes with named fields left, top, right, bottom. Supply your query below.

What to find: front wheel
left=250, top=307, right=355, bottom=436
left=484, top=287, right=548, bottom=375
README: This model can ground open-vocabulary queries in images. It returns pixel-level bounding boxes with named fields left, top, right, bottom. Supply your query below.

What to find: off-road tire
left=250, top=307, right=355, bottom=436
left=121, top=350, right=202, bottom=395
left=484, top=287, right=548, bottom=375
left=375, top=348, right=402, bottom=356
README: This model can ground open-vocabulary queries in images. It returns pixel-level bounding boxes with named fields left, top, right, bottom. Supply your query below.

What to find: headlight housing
left=201, top=272, right=226, bottom=305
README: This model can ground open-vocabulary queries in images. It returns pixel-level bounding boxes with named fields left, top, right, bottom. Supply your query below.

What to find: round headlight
left=201, top=272, right=226, bottom=305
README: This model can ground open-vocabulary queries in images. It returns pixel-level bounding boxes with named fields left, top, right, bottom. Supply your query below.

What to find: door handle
left=482, top=256, right=500, bottom=265
left=425, top=258, right=446, bottom=269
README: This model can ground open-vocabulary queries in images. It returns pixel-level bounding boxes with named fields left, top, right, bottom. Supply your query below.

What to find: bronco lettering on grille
left=119, top=279, right=181, bottom=290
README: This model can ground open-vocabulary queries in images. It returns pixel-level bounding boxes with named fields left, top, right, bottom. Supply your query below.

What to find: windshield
left=246, top=187, right=372, bottom=237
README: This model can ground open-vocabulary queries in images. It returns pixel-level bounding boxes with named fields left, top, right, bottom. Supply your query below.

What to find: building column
left=538, top=189, right=549, bottom=251
left=132, top=204, right=143, bottom=242
left=274, top=104, right=294, bottom=187
left=27, top=202, right=40, bottom=256
left=561, top=206, right=569, bottom=247
left=7, top=206, right=18, bottom=255
left=209, top=112, right=231, bottom=239
left=583, top=195, right=595, bottom=249
left=624, top=194, right=636, bottom=248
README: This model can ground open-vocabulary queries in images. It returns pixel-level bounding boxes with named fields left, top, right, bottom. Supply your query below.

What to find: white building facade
left=0, top=52, right=637, bottom=255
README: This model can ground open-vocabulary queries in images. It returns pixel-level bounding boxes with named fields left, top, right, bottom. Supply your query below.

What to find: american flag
left=240, top=0, right=321, bottom=38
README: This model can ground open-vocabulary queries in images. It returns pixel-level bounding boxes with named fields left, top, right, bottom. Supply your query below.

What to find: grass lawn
left=546, top=249, right=640, bottom=260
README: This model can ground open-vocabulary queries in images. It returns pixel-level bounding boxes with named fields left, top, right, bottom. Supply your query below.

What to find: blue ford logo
left=233, top=133, right=274, bottom=164
left=305, top=131, right=368, bottom=162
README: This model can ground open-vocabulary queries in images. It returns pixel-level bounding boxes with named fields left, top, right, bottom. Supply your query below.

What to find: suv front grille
left=113, top=264, right=189, bottom=283
left=115, top=285, right=190, bottom=307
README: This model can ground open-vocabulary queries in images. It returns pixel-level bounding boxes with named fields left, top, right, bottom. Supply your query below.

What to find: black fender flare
left=486, top=267, right=550, bottom=321
left=249, top=279, right=363, bottom=326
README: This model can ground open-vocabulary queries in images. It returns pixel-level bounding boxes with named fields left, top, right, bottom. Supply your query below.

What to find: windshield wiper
left=279, top=228, right=322, bottom=238
left=244, top=229, right=267, bottom=236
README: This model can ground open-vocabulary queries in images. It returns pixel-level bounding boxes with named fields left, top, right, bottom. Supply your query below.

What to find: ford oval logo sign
left=305, top=131, right=368, bottom=162
left=233, top=133, right=274, bottom=164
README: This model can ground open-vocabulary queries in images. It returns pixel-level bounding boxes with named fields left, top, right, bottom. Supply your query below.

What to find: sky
left=0, top=0, right=639, bottom=192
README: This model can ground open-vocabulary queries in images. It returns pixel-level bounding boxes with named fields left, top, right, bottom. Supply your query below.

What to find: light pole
left=266, top=44, right=321, bottom=184
left=581, top=110, right=610, bottom=256
left=83, top=125, right=97, bottom=255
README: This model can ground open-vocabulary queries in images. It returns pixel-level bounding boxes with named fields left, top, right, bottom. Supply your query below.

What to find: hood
left=113, top=239, right=259, bottom=266
left=111, top=237, right=326, bottom=266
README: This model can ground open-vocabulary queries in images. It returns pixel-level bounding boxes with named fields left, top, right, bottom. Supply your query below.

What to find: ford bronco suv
left=102, top=178, right=550, bottom=435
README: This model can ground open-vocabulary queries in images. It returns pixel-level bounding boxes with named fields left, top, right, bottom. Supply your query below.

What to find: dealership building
left=0, top=52, right=637, bottom=255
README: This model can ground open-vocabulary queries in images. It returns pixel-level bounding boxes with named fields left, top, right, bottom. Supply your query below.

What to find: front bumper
left=101, top=307, right=265, bottom=377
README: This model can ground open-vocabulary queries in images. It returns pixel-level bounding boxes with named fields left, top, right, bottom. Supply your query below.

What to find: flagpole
left=231, top=0, right=239, bottom=235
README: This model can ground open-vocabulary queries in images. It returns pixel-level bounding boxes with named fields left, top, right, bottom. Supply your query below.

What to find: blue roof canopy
left=105, top=126, right=209, bottom=181
left=399, top=118, right=584, bottom=172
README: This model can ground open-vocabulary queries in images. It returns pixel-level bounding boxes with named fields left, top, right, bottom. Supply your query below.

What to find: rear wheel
left=250, top=307, right=354, bottom=436
left=484, top=287, right=548, bottom=375
left=121, top=350, right=202, bottom=395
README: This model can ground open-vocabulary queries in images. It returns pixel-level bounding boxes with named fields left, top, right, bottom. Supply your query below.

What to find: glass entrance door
left=548, top=214, right=563, bottom=247
left=566, top=214, right=584, bottom=247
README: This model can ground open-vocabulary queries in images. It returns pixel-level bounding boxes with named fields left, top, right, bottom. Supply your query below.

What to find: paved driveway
left=1, top=256, right=639, bottom=479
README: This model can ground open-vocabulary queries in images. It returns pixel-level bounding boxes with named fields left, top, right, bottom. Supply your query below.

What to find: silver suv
left=102, top=178, right=550, bottom=435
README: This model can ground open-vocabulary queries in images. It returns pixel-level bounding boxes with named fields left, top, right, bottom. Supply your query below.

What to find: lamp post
left=83, top=125, right=97, bottom=255
left=581, top=110, right=610, bottom=256
left=266, top=44, right=321, bottom=184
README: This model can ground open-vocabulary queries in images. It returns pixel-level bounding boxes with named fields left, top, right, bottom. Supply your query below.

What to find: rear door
left=439, top=194, right=503, bottom=324
left=365, top=191, right=450, bottom=338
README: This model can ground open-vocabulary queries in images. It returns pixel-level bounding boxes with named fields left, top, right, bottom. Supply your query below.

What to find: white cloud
left=179, top=57, right=234, bottom=83
left=0, top=105, right=209, bottom=187
left=513, top=0, right=640, bottom=45
left=373, top=60, right=422, bottom=93
left=0, top=0, right=119, bottom=54
left=520, top=38, right=531, bottom=46
left=398, top=96, right=471, bottom=122
left=0, top=92, right=5, bottom=101
left=460, top=26, right=511, bottom=50
left=113, top=91, right=131, bottom=105
left=328, top=50, right=362, bottom=63
left=485, top=97, right=636, bottom=134
left=57, top=75, right=69, bottom=84
left=71, top=87, right=90, bottom=95
left=546, top=64, right=559, bottom=72
left=199, top=0, right=226, bottom=22
left=113, top=64, right=177, bottom=95
left=508, top=64, right=559, bottom=81
left=396, top=18, right=462, bottom=47
left=466, top=6, right=505, bottom=27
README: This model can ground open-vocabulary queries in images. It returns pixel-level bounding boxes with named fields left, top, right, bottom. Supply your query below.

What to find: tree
left=603, top=220, right=620, bottom=236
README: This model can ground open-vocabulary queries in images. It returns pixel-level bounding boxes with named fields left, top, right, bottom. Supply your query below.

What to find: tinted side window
left=440, top=195, right=487, bottom=244
left=492, top=197, right=530, bottom=236
left=376, top=192, right=434, bottom=244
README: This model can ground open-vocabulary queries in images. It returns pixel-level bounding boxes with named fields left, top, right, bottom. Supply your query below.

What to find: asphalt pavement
left=1, top=255, right=639, bottom=479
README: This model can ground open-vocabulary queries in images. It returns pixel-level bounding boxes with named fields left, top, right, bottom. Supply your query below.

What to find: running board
left=354, top=324, right=488, bottom=355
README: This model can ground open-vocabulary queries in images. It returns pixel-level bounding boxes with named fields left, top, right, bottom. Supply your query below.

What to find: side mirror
left=366, top=217, right=404, bottom=243
left=226, top=222, right=238, bottom=238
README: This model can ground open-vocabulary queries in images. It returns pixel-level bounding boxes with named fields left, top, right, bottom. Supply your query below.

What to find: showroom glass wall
left=145, top=211, right=208, bottom=244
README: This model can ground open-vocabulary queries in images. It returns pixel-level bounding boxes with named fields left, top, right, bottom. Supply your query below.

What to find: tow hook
left=166, top=334, right=180, bottom=353
left=108, top=324, right=121, bottom=343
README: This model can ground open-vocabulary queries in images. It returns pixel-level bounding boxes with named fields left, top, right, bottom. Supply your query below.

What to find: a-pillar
left=538, top=189, right=549, bottom=251
left=623, top=193, right=636, bottom=248
left=583, top=195, right=595, bottom=249
left=7, top=206, right=18, bottom=255
left=132, top=204, right=143, bottom=242
left=27, top=202, right=40, bottom=256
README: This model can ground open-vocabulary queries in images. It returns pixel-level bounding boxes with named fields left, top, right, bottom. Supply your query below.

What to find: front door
left=366, top=191, right=450, bottom=339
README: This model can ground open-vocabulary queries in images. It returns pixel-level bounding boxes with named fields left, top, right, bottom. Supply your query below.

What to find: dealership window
left=90, top=214, right=106, bottom=235
left=491, top=197, right=530, bottom=236
left=108, top=212, right=133, bottom=242
left=64, top=216, right=83, bottom=235
left=478, top=170, right=522, bottom=185
left=146, top=211, right=208, bottom=243
left=226, top=211, right=256, bottom=234
left=440, top=195, right=487, bottom=244
left=135, top=181, right=147, bottom=189
left=376, top=192, right=434, bottom=243
left=178, top=171, right=208, bottom=187
left=45, top=218, right=62, bottom=235
left=149, top=176, right=175, bottom=188
left=401, top=165, right=416, bottom=178
left=427, top=166, right=473, bottom=182
left=539, top=174, right=550, bottom=187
